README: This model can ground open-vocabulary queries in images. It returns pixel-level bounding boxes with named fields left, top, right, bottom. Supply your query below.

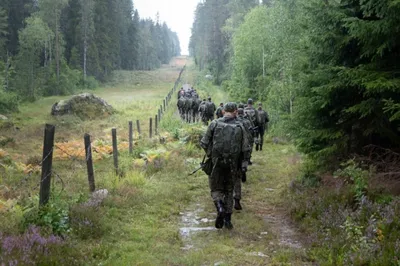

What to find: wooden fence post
left=149, top=118, right=153, bottom=138
left=163, top=99, right=166, bottom=111
left=84, top=133, right=95, bottom=192
left=129, top=121, right=133, bottom=155
left=158, top=109, right=161, bottom=122
left=155, top=115, right=158, bottom=135
left=39, top=124, right=55, bottom=206
left=136, top=120, right=141, bottom=136
left=112, top=128, right=119, bottom=176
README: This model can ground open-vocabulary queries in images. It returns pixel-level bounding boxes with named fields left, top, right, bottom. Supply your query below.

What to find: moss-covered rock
left=51, top=93, right=115, bottom=119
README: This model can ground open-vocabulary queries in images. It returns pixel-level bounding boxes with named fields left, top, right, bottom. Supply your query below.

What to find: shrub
left=0, top=90, right=19, bottom=114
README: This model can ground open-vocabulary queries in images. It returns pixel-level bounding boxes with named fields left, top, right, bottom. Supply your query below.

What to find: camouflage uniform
left=234, top=109, right=254, bottom=207
left=200, top=103, right=251, bottom=229
left=205, top=98, right=216, bottom=123
left=256, top=103, right=270, bottom=151
left=198, top=100, right=207, bottom=124
left=215, top=103, right=224, bottom=118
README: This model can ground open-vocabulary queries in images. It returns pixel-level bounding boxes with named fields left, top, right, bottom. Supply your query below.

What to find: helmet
left=238, top=103, right=244, bottom=109
left=208, top=97, right=212, bottom=100
left=237, top=108, right=244, bottom=115
left=224, top=102, right=237, bottom=112
left=247, top=98, right=253, bottom=105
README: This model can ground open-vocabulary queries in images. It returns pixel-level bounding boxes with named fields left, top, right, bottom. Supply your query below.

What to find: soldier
left=234, top=107, right=254, bottom=210
left=198, top=99, right=207, bottom=125
left=215, top=102, right=224, bottom=118
left=244, top=98, right=259, bottom=163
left=178, top=87, right=184, bottom=99
left=205, top=97, right=216, bottom=124
left=256, top=103, right=270, bottom=151
left=200, top=102, right=251, bottom=229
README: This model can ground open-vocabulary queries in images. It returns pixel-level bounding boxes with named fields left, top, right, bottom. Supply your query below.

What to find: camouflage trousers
left=256, top=125, right=266, bottom=145
left=208, top=161, right=238, bottom=214
left=233, top=171, right=242, bottom=200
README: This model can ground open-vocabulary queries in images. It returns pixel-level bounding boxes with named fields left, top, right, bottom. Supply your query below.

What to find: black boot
left=214, top=200, right=225, bottom=229
left=260, top=144, right=263, bottom=151
left=234, top=199, right=242, bottom=210
left=224, top=213, right=233, bottom=229
left=255, top=144, right=259, bottom=151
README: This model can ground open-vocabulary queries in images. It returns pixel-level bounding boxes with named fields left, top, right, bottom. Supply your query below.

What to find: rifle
left=249, top=126, right=258, bottom=134
left=189, top=155, right=206, bottom=176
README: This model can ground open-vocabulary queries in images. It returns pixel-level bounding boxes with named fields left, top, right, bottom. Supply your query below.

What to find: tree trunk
left=55, top=13, right=60, bottom=84
left=5, top=51, right=10, bottom=91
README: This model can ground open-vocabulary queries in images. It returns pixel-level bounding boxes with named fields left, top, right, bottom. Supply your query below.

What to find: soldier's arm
left=240, top=126, right=252, bottom=161
left=200, top=121, right=217, bottom=156
left=265, top=111, right=270, bottom=123
left=254, top=109, right=259, bottom=127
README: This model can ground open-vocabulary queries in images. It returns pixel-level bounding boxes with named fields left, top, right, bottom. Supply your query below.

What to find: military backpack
left=205, top=102, right=214, bottom=116
left=212, top=118, right=243, bottom=162
left=257, top=110, right=269, bottom=125
left=244, top=107, right=257, bottom=124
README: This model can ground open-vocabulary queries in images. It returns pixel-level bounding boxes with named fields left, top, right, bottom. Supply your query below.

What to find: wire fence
left=27, top=65, right=186, bottom=206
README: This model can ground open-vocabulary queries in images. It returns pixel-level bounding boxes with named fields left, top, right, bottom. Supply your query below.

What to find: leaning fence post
left=112, top=128, right=119, bottom=176
left=149, top=118, right=153, bottom=138
left=163, top=99, right=166, bottom=111
left=39, top=124, right=55, bottom=206
left=84, top=133, right=95, bottom=192
left=136, top=120, right=141, bottom=137
left=129, top=121, right=133, bottom=155
left=158, top=109, right=161, bottom=122
left=155, top=115, right=158, bottom=135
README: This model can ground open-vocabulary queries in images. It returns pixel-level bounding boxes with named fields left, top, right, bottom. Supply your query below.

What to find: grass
left=0, top=57, right=312, bottom=265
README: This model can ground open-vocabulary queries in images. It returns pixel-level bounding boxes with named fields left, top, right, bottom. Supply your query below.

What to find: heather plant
left=0, top=226, right=80, bottom=265
left=69, top=205, right=105, bottom=240
left=289, top=176, right=400, bottom=265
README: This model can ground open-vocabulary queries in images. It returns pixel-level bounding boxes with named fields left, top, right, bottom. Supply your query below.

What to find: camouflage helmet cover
left=224, top=102, right=237, bottom=112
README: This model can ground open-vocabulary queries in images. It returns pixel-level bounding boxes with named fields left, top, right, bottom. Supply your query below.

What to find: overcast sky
left=133, top=0, right=201, bottom=55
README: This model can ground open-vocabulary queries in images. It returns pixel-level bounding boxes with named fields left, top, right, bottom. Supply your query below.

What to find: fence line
left=14, top=65, right=187, bottom=207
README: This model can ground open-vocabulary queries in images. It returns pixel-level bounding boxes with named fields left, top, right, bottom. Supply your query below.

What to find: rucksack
left=212, top=119, right=243, bottom=161
left=257, top=110, right=268, bottom=125
left=216, top=107, right=223, bottom=118
left=206, top=102, right=214, bottom=116
left=244, top=107, right=257, bottom=124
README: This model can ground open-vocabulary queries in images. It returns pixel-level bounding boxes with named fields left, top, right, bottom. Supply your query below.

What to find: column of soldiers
left=177, top=87, right=201, bottom=123
left=200, top=99, right=269, bottom=229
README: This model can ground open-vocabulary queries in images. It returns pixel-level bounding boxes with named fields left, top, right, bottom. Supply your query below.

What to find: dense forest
left=191, top=1, right=400, bottom=263
left=190, top=0, right=400, bottom=168
left=0, top=0, right=180, bottom=110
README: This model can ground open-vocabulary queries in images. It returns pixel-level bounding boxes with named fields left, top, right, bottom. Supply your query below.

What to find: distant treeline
left=0, top=0, right=180, bottom=109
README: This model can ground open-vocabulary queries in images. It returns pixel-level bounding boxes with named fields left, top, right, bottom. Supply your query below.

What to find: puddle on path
left=179, top=203, right=216, bottom=250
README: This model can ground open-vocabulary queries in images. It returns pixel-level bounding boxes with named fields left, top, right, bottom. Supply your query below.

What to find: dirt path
left=171, top=73, right=310, bottom=264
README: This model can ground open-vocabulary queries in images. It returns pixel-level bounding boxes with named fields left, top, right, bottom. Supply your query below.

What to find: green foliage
left=334, top=160, right=369, bottom=202
left=23, top=196, right=70, bottom=235
left=0, top=90, right=19, bottom=113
